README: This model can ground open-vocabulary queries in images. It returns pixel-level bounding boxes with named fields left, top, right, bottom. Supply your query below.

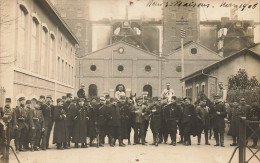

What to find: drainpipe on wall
left=202, top=69, right=218, bottom=99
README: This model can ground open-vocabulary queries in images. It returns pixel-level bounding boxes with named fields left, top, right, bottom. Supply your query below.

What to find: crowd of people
left=0, top=88, right=259, bottom=156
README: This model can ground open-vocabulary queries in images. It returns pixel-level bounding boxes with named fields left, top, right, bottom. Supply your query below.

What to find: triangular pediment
left=165, top=42, right=222, bottom=60
left=81, top=41, right=160, bottom=60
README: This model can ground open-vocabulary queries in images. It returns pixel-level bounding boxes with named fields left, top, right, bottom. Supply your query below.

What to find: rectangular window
left=202, top=85, right=205, bottom=94
left=17, top=9, right=25, bottom=68
left=31, top=21, right=37, bottom=72
left=41, top=29, right=48, bottom=76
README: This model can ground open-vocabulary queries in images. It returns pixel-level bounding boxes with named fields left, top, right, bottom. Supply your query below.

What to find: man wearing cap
left=77, top=84, right=86, bottom=99
left=29, top=100, right=45, bottom=151
left=72, top=98, right=88, bottom=148
left=212, top=95, right=227, bottom=147
left=132, top=97, right=148, bottom=145
left=24, top=100, right=32, bottom=150
left=105, top=98, right=124, bottom=147
left=63, top=93, right=76, bottom=148
left=40, top=95, right=55, bottom=150
left=53, top=98, right=69, bottom=149
left=86, top=99, right=97, bottom=146
left=117, top=95, right=129, bottom=145
left=159, top=97, right=168, bottom=144
left=177, top=98, right=185, bottom=144
left=149, top=97, right=162, bottom=147
left=0, top=98, right=16, bottom=154
left=182, top=97, right=197, bottom=146
left=143, top=96, right=151, bottom=144
left=164, top=96, right=181, bottom=146
left=94, top=97, right=108, bottom=147
left=161, top=83, right=175, bottom=100
left=14, top=97, right=29, bottom=152
left=196, top=98, right=211, bottom=145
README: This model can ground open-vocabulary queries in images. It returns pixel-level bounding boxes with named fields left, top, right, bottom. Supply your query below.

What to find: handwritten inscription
left=145, top=0, right=258, bottom=11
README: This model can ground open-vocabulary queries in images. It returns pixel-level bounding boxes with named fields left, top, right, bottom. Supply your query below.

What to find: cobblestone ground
left=7, top=129, right=260, bottom=163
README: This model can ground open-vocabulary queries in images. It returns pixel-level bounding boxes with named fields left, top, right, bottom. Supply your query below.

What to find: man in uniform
left=161, top=83, right=175, bottom=100
left=177, top=98, right=185, bottom=144
left=24, top=100, right=32, bottom=150
left=14, top=97, right=29, bottom=152
left=149, top=97, right=162, bottom=147
left=105, top=99, right=124, bottom=147
left=182, top=97, right=197, bottom=146
left=212, top=95, right=227, bottom=147
left=115, top=85, right=126, bottom=100
left=29, top=100, right=45, bottom=151
left=77, top=84, right=86, bottom=99
left=164, top=96, right=181, bottom=146
left=159, top=97, right=168, bottom=144
left=63, top=93, right=74, bottom=148
left=40, top=95, right=55, bottom=150
left=39, top=95, right=46, bottom=105
left=94, top=97, right=108, bottom=147
left=132, top=97, right=148, bottom=145
left=196, top=98, right=211, bottom=145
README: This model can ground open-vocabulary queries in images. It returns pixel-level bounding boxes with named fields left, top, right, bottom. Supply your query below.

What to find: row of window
left=16, top=5, right=74, bottom=86
left=89, top=65, right=183, bottom=73
left=185, top=83, right=206, bottom=99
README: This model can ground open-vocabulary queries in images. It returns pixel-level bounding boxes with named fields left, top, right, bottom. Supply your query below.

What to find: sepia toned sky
left=88, top=0, right=259, bottom=22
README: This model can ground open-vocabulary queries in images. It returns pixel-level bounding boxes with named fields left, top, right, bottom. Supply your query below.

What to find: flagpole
left=180, top=28, right=185, bottom=98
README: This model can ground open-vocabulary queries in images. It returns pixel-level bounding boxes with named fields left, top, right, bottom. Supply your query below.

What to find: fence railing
left=229, top=117, right=260, bottom=163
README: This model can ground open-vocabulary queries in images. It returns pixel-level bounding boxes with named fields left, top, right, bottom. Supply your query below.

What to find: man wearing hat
left=132, top=96, right=148, bottom=145
left=29, top=100, right=45, bottom=151
left=177, top=98, right=185, bottom=144
left=14, top=97, right=29, bottom=152
left=161, top=83, right=175, bottom=100
left=117, top=95, right=129, bottom=145
left=158, top=97, right=168, bottom=144
left=0, top=98, right=15, bottom=154
left=94, top=97, right=108, bottom=147
left=53, top=98, right=69, bottom=149
left=63, top=93, right=75, bottom=148
left=149, top=97, right=162, bottom=147
left=196, top=97, right=211, bottom=145
left=77, top=84, right=86, bottom=99
left=164, top=96, right=181, bottom=146
left=72, top=98, right=88, bottom=148
left=40, top=95, right=55, bottom=150
left=182, top=97, right=197, bottom=146
left=39, top=95, right=46, bottom=105
left=85, top=98, right=97, bottom=147
left=24, top=100, right=32, bottom=150
left=212, top=95, right=227, bottom=147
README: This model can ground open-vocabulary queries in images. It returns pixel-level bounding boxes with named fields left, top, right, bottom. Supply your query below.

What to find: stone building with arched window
left=76, top=41, right=222, bottom=98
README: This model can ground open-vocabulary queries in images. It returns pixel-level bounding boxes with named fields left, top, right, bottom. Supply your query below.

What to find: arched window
left=88, top=84, right=98, bottom=97
left=143, top=85, right=152, bottom=97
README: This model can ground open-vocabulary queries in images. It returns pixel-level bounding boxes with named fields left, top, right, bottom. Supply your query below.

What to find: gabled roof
left=180, top=44, right=260, bottom=82
left=78, top=41, right=162, bottom=59
left=164, top=41, right=220, bottom=57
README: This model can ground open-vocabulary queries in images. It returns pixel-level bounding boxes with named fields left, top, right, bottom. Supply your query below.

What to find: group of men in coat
left=1, top=91, right=259, bottom=156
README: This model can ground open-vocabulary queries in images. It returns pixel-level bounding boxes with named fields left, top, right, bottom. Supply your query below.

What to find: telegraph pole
left=176, top=16, right=188, bottom=97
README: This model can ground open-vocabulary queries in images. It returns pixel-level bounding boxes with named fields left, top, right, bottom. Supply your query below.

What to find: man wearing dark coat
left=177, top=98, right=185, bottom=144
left=94, top=97, right=108, bottom=147
left=149, top=97, right=162, bottom=147
left=40, top=95, right=55, bottom=150
left=29, top=101, right=45, bottom=151
left=117, top=95, right=129, bottom=145
left=182, top=97, right=197, bottom=146
left=125, top=98, right=134, bottom=145
left=132, top=97, right=148, bottom=145
left=85, top=99, right=96, bottom=146
left=14, top=97, right=29, bottom=152
left=164, top=96, right=181, bottom=146
left=24, top=100, right=31, bottom=151
left=228, top=102, right=240, bottom=146
left=159, top=98, right=168, bottom=144
left=72, top=98, right=88, bottom=148
left=63, top=93, right=75, bottom=148
left=105, top=99, right=124, bottom=147
left=212, top=95, right=227, bottom=147
left=196, top=98, right=211, bottom=145
left=53, top=98, right=69, bottom=150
